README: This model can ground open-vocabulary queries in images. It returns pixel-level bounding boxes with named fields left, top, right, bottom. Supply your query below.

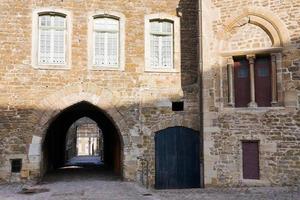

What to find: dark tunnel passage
left=42, top=101, right=122, bottom=178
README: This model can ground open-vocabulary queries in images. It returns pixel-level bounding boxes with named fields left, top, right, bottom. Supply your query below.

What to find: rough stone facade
left=0, top=0, right=199, bottom=187
left=203, top=0, right=300, bottom=187
left=0, top=0, right=299, bottom=189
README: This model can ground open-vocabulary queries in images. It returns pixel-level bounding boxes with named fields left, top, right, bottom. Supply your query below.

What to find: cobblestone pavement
left=154, top=187, right=300, bottom=200
left=0, top=168, right=299, bottom=200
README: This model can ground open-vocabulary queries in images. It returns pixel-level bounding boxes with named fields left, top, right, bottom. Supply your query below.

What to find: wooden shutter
left=242, top=141, right=260, bottom=179
left=234, top=57, right=251, bottom=107
left=255, top=56, right=272, bottom=107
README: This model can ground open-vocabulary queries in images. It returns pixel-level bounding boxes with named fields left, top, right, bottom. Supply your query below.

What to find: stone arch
left=220, top=6, right=290, bottom=49
left=32, top=84, right=129, bottom=145
left=144, top=116, right=199, bottom=137
left=29, top=84, right=131, bottom=177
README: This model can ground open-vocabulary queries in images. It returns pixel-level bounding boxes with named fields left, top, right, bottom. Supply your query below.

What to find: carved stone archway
left=28, top=83, right=131, bottom=179
left=220, top=6, right=290, bottom=48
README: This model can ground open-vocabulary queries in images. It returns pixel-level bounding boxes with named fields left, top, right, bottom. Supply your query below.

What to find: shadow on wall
left=179, top=0, right=200, bottom=87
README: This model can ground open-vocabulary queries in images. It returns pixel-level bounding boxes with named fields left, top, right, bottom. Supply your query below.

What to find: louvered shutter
left=150, top=21, right=173, bottom=68
left=93, top=17, right=119, bottom=67
left=53, top=16, right=65, bottom=64
left=53, top=29, right=65, bottom=64
left=94, top=32, right=105, bottom=65
left=150, top=35, right=159, bottom=67
left=107, top=32, right=118, bottom=66
left=39, top=15, right=51, bottom=64
left=162, top=35, right=172, bottom=67
left=161, top=22, right=172, bottom=67
left=38, top=15, right=66, bottom=65
left=39, top=29, right=51, bottom=64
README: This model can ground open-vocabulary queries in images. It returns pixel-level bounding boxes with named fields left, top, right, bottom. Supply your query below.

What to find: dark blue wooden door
left=155, top=127, right=201, bottom=189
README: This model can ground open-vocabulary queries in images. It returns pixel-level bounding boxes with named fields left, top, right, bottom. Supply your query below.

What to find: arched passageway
left=42, top=101, right=122, bottom=178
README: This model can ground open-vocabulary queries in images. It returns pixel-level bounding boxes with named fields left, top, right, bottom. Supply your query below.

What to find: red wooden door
left=242, top=141, right=259, bottom=179
left=255, top=56, right=272, bottom=107
left=234, top=57, right=251, bottom=107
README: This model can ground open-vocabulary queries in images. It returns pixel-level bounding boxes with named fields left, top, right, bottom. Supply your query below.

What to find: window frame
left=225, top=50, right=283, bottom=109
left=32, top=8, right=72, bottom=70
left=144, top=14, right=180, bottom=73
left=88, top=11, right=125, bottom=71
left=149, top=20, right=174, bottom=69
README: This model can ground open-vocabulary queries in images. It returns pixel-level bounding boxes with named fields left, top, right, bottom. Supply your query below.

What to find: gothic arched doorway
left=42, top=101, right=122, bottom=178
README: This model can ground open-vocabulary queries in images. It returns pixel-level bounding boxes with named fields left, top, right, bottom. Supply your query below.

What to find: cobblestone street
left=0, top=168, right=299, bottom=200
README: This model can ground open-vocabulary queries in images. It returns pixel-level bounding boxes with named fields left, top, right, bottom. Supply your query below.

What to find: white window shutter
left=107, top=32, right=118, bottom=66
left=162, top=36, right=172, bottom=67
left=150, top=35, right=159, bottom=67
left=94, top=32, right=105, bottom=66
left=38, top=15, right=66, bottom=65
left=93, top=17, right=119, bottom=67
left=149, top=21, right=173, bottom=68
left=39, top=29, right=51, bottom=64
left=53, top=29, right=65, bottom=64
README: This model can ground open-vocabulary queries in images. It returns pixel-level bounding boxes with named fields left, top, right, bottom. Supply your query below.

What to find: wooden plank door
left=242, top=141, right=260, bottom=179
left=155, top=127, right=200, bottom=189
left=234, top=57, right=251, bottom=107
left=255, top=56, right=272, bottom=107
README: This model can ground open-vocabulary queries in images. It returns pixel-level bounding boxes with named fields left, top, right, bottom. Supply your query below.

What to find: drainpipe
left=198, top=0, right=204, bottom=188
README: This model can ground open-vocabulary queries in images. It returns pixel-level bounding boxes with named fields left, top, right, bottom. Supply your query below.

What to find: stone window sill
left=89, top=66, right=124, bottom=71
left=222, top=106, right=286, bottom=113
left=33, top=65, right=70, bottom=70
left=144, top=68, right=179, bottom=73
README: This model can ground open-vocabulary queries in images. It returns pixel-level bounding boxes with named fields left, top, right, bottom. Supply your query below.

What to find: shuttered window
left=233, top=55, right=272, bottom=107
left=242, top=141, right=260, bottom=179
left=93, top=18, right=119, bottom=67
left=150, top=21, right=173, bottom=68
left=38, top=15, right=66, bottom=65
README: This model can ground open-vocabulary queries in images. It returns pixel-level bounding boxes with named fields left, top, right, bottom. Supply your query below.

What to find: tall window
left=150, top=21, right=173, bottom=68
left=38, top=14, right=66, bottom=65
left=234, top=57, right=251, bottom=107
left=93, top=17, right=119, bottom=67
left=233, top=55, right=272, bottom=107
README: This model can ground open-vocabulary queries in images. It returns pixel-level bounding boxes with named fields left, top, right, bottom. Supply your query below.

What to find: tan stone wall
left=203, top=0, right=300, bottom=187
left=224, top=23, right=272, bottom=51
left=0, top=0, right=200, bottom=186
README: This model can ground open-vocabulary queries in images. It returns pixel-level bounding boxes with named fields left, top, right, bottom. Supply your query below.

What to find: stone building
left=0, top=0, right=299, bottom=188
left=202, top=0, right=300, bottom=187
left=65, top=117, right=102, bottom=159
